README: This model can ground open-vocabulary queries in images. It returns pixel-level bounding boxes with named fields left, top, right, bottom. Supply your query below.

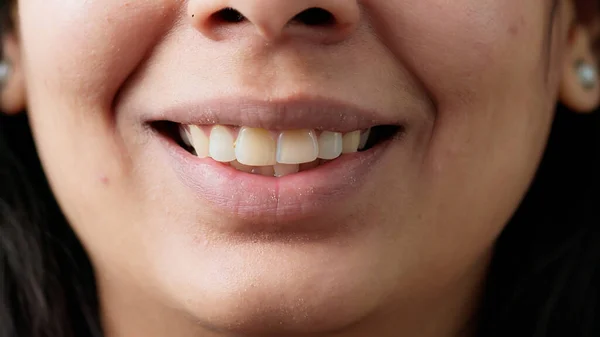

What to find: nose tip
left=188, top=0, right=360, bottom=43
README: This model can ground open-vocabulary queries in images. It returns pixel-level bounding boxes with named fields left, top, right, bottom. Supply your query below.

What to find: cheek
left=370, top=0, right=555, bottom=174
left=369, top=0, right=548, bottom=98
left=19, top=0, right=175, bottom=106
left=415, top=1, right=555, bottom=188
left=17, top=1, right=175, bottom=170
left=16, top=1, right=178, bottom=240
left=369, top=1, right=560, bottom=238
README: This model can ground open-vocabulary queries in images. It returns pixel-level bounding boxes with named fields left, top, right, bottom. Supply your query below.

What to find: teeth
left=230, top=160, right=254, bottom=173
left=188, top=125, right=209, bottom=158
left=252, top=166, right=275, bottom=177
left=184, top=124, right=375, bottom=174
left=276, top=129, right=319, bottom=165
left=209, top=125, right=236, bottom=162
left=299, top=159, right=320, bottom=171
left=359, top=129, right=371, bottom=151
left=342, top=130, right=361, bottom=154
left=235, top=127, right=277, bottom=166
left=317, top=131, right=343, bottom=160
left=180, top=126, right=192, bottom=147
left=274, top=164, right=300, bottom=177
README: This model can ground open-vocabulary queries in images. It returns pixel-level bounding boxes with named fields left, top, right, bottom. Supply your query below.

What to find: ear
left=1, top=32, right=26, bottom=115
left=559, top=14, right=600, bottom=113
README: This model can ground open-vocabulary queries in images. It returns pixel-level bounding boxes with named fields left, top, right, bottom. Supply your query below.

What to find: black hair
left=0, top=1, right=598, bottom=337
left=1, top=114, right=102, bottom=337
left=478, top=105, right=600, bottom=337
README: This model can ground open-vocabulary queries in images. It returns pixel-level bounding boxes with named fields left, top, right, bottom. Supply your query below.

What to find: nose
left=188, top=0, right=360, bottom=43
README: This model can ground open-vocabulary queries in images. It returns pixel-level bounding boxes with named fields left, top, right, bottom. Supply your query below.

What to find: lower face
left=17, top=0, right=567, bottom=335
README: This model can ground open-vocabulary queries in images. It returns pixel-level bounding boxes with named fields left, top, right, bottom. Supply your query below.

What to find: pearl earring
left=0, top=61, right=10, bottom=87
left=576, top=59, right=598, bottom=90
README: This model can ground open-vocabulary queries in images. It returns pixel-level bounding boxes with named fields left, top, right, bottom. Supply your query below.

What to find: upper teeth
left=181, top=124, right=370, bottom=170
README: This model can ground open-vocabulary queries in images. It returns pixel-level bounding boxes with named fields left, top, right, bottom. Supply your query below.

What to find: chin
left=154, top=227, right=393, bottom=336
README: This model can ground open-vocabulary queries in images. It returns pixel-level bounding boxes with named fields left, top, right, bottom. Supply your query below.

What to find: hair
left=0, top=1, right=598, bottom=337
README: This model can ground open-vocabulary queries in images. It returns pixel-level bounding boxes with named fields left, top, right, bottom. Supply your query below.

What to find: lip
left=160, top=131, right=395, bottom=227
left=143, top=96, right=404, bottom=132
left=144, top=96, right=403, bottom=229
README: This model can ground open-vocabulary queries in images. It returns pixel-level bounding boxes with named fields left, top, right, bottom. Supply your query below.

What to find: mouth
left=154, top=122, right=400, bottom=177
left=148, top=98, right=405, bottom=226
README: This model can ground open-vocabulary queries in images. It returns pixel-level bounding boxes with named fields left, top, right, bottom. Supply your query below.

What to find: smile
left=168, top=123, right=399, bottom=177
left=149, top=97, right=405, bottom=224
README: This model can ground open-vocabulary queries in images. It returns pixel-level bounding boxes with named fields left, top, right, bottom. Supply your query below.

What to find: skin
left=2, top=0, right=599, bottom=336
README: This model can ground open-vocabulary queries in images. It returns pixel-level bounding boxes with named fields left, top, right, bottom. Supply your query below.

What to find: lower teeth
left=230, top=160, right=323, bottom=177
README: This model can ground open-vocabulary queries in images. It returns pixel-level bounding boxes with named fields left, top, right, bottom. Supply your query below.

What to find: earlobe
left=559, top=26, right=600, bottom=113
left=0, top=33, right=26, bottom=115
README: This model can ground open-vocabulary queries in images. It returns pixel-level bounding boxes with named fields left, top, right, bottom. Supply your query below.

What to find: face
left=10, top=0, right=587, bottom=336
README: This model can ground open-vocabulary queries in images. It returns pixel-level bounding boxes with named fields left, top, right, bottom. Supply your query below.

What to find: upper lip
left=144, top=95, right=404, bottom=133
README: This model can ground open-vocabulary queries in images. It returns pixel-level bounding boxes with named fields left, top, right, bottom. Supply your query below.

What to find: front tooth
left=276, top=129, right=319, bottom=164
left=358, top=128, right=371, bottom=151
left=318, top=131, right=343, bottom=160
left=342, top=130, right=361, bottom=154
left=235, top=127, right=277, bottom=166
left=274, top=164, right=300, bottom=177
left=189, top=125, right=209, bottom=158
left=209, top=125, right=236, bottom=162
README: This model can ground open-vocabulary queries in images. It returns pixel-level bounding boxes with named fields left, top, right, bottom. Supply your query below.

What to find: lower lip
left=159, top=132, right=394, bottom=227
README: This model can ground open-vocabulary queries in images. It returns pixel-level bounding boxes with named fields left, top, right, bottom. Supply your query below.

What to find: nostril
left=212, top=7, right=246, bottom=24
left=292, top=8, right=336, bottom=26
left=193, top=3, right=357, bottom=42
